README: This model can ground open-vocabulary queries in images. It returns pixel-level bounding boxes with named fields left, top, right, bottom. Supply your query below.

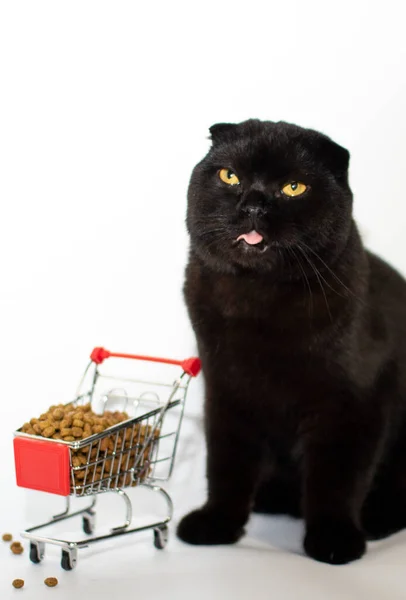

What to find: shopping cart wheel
left=83, top=511, right=95, bottom=535
left=61, top=548, right=77, bottom=571
left=29, top=541, right=45, bottom=564
left=153, top=525, right=169, bottom=549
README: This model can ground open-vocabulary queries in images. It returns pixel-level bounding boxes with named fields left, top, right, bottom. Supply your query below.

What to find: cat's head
left=186, top=119, right=353, bottom=275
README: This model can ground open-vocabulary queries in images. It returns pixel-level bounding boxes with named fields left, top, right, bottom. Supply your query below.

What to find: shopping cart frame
left=13, top=347, right=201, bottom=570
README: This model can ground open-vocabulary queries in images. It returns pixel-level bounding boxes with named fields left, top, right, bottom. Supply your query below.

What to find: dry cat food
left=21, top=402, right=160, bottom=490
left=10, top=541, right=24, bottom=555
left=2, top=533, right=12, bottom=542
left=12, top=579, right=24, bottom=589
left=20, top=402, right=129, bottom=440
left=44, top=577, right=58, bottom=587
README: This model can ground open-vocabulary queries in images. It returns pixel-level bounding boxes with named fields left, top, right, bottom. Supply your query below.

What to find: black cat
left=176, top=119, right=406, bottom=564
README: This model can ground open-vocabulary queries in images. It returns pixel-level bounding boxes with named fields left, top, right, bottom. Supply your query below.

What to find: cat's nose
left=242, top=205, right=266, bottom=218
left=242, top=206, right=265, bottom=217
left=239, top=189, right=267, bottom=218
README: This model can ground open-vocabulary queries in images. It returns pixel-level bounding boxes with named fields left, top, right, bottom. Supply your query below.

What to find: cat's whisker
left=288, top=246, right=314, bottom=319
left=297, top=245, right=348, bottom=301
left=296, top=245, right=333, bottom=324
left=300, top=241, right=367, bottom=306
left=198, top=228, right=228, bottom=238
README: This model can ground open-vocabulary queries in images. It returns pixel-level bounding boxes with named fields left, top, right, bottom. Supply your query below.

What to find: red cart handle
left=90, top=347, right=201, bottom=377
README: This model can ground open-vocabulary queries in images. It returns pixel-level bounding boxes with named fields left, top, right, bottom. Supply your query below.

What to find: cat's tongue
left=237, top=230, right=264, bottom=245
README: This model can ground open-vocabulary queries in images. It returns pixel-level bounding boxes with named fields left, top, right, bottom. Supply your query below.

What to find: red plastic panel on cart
left=14, top=437, right=71, bottom=496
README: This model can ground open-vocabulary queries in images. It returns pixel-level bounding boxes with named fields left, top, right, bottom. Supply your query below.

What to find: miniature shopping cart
left=13, top=347, right=201, bottom=570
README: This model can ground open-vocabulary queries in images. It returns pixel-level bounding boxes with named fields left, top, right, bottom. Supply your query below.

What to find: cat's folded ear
left=318, top=136, right=350, bottom=176
left=209, top=123, right=237, bottom=144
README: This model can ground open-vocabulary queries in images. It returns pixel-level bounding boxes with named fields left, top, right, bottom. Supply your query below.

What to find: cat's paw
left=177, top=507, right=244, bottom=545
left=304, top=518, right=366, bottom=564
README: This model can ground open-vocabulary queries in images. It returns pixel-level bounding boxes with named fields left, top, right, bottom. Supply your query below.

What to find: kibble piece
left=72, top=427, right=84, bottom=438
left=100, top=438, right=109, bottom=452
left=72, top=456, right=81, bottom=468
left=44, top=577, right=58, bottom=588
left=52, top=408, right=64, bottom=420
left=99, top=418, right=108, bottom=429
left=43, top=426, right=56, bottom=438
left=2, top=533, right=12, bottom=542
left=64, top=436, right=75, bottom=442
left=60, top=427, right=73, bottom=437
left=78, top=453, right=88, bottom=465
left=12, top=579, right=24, bottom=589
left=11, top=544, right=24, bottom=555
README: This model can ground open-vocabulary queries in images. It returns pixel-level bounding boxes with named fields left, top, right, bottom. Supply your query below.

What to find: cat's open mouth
left=237, top=230, right=264, bottom=245
left=235, top=230, right=268, bottom=252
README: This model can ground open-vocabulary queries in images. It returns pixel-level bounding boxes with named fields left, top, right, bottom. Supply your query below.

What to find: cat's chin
left=231, top=243, right=281, bottom=273
left=234, top=239, right=269, bottom=253
left=192, top=239, right=282, bottom=274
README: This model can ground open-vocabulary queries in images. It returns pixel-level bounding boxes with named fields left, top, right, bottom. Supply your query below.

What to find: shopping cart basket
left=13, top=346, right=201, bottom=570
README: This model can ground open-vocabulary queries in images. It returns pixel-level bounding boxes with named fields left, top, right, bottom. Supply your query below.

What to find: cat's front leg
left=177, top=393, right=264, bottom=545
left=301, top=397, right=384, bottom=564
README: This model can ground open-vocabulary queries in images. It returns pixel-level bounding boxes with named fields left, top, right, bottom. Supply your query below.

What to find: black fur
left=177, top=119, right=406, bottom=564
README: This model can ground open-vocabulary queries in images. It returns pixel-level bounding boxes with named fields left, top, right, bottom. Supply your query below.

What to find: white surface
left=1, top=0, right=406, bottom=598
left=2, top=422, right=406, bottom=600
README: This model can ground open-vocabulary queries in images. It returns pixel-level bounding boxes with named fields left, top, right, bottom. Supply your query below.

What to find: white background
left=1, top=1, right=406, bottom=598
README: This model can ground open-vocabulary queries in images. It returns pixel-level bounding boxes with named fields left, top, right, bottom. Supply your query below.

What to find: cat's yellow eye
left=219, top=168, right=240, bottom=186
left=281, top=182, right=307, bottom=197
